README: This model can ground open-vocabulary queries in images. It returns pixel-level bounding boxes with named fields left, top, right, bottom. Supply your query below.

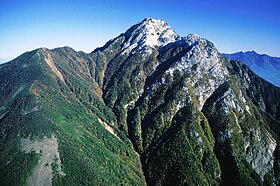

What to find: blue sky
left=0, top=0, right=280, bottom=62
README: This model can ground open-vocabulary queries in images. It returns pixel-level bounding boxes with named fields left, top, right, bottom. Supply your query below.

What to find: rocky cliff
left=0, top=18, right=280, bottom=185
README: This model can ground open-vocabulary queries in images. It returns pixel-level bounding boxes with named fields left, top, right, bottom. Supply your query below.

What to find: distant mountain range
left=223, top=51, right=280, bottom=87
left=1, top=18, right=280, bottom=185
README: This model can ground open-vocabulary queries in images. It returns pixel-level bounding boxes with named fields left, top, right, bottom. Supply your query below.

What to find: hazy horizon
left=1, top=0, right=280, bottom=61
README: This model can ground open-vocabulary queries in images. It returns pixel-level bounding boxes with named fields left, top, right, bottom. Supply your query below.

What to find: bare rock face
left=1, top=18, right=280, bottom=186
left=21, top=136, right=65, bottom=186
left=122, top=18, right=180, bottom=54
left=163, top=34, right=229, bottom=110
left=245, top=128, right=277, bottom=180
left=95, top=18, right=280, bottom=185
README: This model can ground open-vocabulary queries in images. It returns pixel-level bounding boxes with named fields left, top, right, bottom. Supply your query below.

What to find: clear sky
left=0, top=0, right=280, bottom=62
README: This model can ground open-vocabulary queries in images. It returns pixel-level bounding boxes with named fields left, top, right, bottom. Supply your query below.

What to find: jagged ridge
left=0, top=18, right=280, bottom=186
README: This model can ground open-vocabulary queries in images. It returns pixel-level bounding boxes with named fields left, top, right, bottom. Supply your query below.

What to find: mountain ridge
left=1, top=18, right=280, bottom=185
left=223, top=51, right=280, bottom=87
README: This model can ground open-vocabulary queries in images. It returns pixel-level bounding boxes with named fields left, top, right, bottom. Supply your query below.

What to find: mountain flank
left=1, top=18, right=280, bottom=186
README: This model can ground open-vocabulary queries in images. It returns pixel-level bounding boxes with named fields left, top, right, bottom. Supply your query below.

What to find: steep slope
left=223, top=51, right=280, bottom=87
left=0, top=48, right=145, bottom=185
left=89, top=18, right=280, bottom=185
left=90, top=18, right=180, bottom=133
left=1, top=18, right=280, bottom=186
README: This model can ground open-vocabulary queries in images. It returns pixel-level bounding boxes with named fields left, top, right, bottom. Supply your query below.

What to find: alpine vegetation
left=0, top=18, right=280, bottom=186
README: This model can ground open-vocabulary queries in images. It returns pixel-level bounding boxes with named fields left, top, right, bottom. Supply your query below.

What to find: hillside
left=1, top=18, right=280, bottom=186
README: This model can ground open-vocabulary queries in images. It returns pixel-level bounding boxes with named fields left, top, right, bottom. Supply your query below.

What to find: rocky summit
left=0, top=18, right=280, bottom=186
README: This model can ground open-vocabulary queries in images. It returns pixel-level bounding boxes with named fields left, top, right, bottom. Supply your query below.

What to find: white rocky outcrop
left=21, top=136, right=65, bottom=186
left=159, top=34, right=229, bottom=110
left=122, top=18, right=179, bottom=54
left=245, top=129, right=277, bottom=180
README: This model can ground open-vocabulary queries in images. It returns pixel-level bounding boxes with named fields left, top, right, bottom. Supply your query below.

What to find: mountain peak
left=2, top=18, right=280, bottom=186
left=122, top=18, right=180, bottom=53
left=140, top=17, right=167, bottom=26
left=244, top=50, right=257, bottom=55
left=186, top=33, right=203, bottom=43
